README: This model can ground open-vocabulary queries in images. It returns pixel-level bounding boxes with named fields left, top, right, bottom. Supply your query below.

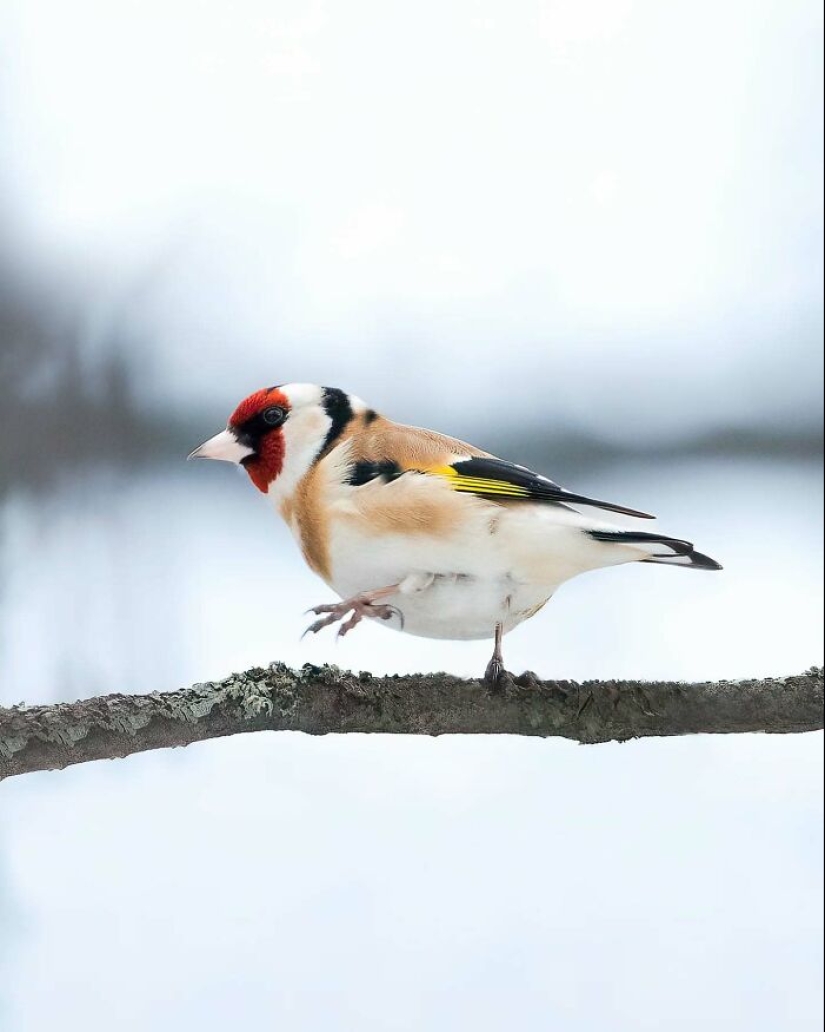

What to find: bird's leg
left=303, top=585, right=402, bottom=639
left=483, top=623, right=506, bottom=686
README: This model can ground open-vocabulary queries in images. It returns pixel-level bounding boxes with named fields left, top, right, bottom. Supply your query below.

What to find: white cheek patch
left=268, top=407, right=334, bottom=500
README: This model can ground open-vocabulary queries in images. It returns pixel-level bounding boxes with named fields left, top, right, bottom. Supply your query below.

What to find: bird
left=189, top=383, right=722, bottom=682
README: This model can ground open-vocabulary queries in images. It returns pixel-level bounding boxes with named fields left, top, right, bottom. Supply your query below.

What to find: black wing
left=433, top=457, right=655, bottom=519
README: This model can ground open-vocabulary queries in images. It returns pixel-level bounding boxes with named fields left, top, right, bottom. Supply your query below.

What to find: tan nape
left=340, top=413, right=493, bottom=468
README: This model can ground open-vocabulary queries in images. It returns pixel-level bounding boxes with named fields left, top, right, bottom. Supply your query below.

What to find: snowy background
left=0, top=2, right=822, bottom=1029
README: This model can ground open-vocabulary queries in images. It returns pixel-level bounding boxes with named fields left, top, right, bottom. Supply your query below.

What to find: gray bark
left=1, top=664, right=822, bottom=780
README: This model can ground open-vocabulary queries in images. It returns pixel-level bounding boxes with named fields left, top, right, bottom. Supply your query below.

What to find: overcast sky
left=0, top=0, right=822, bottom=441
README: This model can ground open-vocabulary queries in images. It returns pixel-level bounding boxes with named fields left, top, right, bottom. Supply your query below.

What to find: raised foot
left=303, top=597, right=399, bottom=639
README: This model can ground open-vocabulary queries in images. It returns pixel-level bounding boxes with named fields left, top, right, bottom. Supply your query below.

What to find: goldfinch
left=190, top=384, right=722, bottom=681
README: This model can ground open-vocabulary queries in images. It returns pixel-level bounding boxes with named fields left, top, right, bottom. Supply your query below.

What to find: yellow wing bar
left=425, top=464, right=531, bottom=497
left=417, top=459, right=654, bottom=518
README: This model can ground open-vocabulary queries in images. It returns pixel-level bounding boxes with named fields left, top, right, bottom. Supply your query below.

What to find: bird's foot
left=483, top=654, right=510, bottom=690
left=303, top=593, right=400, bottom=639
left=483, top=622, right=509, bottom=689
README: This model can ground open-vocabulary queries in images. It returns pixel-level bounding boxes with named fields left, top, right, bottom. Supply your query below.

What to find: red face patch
left=229, top=387, right=291, bottom=427
left=245, top=433, right=286, bottom=493
left=229, top=387, right=291, bottom=493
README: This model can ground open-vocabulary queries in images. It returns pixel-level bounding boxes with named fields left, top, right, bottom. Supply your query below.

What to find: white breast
left=386, top=574, right=552, bottom=640
left=320, top=493, right=562, bottom=641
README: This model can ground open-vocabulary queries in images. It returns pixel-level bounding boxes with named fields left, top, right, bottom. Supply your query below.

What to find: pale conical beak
left=188, top=429, right=254, bottom=464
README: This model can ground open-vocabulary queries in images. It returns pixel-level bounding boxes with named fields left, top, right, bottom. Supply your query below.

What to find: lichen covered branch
left=1, top=665, right=822, bottom=780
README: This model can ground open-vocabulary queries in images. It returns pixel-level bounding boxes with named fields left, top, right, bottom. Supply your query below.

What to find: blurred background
left=0, top=2, right=822, bottom=1030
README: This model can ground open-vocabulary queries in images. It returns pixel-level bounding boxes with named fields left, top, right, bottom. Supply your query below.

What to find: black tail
left=588, top=530, right=723, bottom=570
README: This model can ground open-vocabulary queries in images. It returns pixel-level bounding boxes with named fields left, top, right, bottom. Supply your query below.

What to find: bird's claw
left=301, top=611, right=343, bottom=639
left=483, top=655, right=510, bottom=690
left=302, top=598, right=400, bottom=639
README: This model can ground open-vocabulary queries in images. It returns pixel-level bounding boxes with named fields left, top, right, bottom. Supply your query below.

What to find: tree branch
left=1, top=664, right=822, bottom=780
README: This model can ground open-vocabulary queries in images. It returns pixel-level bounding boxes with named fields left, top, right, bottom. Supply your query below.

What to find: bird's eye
left=262, top=406, right=286, bottom=427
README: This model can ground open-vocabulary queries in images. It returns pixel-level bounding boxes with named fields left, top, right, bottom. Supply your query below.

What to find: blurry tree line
left=1, top=271, right=821, bottom=496
left=0, top=282, right=190, bottom=493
